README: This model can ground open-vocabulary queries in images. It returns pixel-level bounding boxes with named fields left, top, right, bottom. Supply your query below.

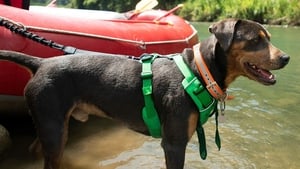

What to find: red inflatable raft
left=0, top=4, right=198, bottom=111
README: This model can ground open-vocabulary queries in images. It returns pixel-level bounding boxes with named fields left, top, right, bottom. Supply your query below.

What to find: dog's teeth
left=251, top=64, right=257, bottom=69
left=269, top=74, right=274, bottom=79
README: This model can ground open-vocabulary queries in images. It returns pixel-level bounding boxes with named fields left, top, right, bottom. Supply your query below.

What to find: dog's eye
left=250, top=37, right=260, bottom=44
left=244, top=36, right=267, bottom=51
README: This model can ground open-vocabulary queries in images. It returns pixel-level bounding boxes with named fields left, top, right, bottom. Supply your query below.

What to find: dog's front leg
left=162, top=139, right=187, bottom=169
left=161, top=120, right=189, bottom=169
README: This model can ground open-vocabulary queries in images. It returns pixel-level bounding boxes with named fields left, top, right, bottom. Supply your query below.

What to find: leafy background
left=31, top=0, right=300, bottom=26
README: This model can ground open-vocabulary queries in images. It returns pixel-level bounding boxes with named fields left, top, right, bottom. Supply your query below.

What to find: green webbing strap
left=141, top=54, right=161, bottom=138
left=140, top=54, right=221, bottom=160
left=173, top=55, right=216, bottom=125
left=172, top=54, right=220, bottom=160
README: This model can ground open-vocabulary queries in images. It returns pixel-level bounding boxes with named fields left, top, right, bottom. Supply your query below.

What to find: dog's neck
left=198, top=36, right=228, bottom=90
left=182, top=35, right=228, bottom=91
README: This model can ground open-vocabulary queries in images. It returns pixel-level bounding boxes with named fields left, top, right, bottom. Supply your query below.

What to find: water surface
left=0, top=22, right=299, bottom=169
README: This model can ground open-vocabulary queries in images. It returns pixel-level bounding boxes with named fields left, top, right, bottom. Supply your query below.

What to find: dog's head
left=209, top=19, right=289, bottom=86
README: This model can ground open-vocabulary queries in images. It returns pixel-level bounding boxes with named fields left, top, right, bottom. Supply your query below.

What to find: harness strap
left=140, top=54, right=161, bottom=138
left=173, top=55, right=216, bottom=125
left=173, top=55, right=220, bottom=159
left=140, top=54, right=222, bottom=159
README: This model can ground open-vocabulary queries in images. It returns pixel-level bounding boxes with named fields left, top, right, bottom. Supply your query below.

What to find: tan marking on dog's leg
left=29, top=138, right=43, bottom=158
left=188, top=112, right=198, bottom=140
left=51, top=105, right=75, bottom=168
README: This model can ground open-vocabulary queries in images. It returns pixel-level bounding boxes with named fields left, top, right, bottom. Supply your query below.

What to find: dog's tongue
left=258, top=68, right=274, bottom=79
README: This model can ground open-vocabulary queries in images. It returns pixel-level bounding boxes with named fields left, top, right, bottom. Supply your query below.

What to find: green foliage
left=31, top=0, right=300, bottom=25
left=178, top=0, right=300, bottom=25
left=285, top=0, right=300, bottom=25
left=179, top=0, right=222, bottom=21
left=67, top=0, right=185, bottom=12
left=220, top=0, right=267, bottom=23
left=31, top=0, right=186, bottom=12
left=67, top=0, right=139, bottom=11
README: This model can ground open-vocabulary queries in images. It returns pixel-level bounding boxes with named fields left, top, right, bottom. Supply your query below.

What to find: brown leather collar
left=193, top=43, right=227, bottom=101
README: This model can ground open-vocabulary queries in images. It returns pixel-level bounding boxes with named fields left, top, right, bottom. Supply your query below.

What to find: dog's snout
left=280, top=54, right=290, bottom=66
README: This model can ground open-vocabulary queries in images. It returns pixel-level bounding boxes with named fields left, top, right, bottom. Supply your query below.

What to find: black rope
left=0, top=17, right=77, bottom=54
left=0, top=18, right=65, bottom=50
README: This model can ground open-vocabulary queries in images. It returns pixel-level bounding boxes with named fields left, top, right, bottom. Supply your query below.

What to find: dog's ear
left=209, top=19, right=240, bottom=51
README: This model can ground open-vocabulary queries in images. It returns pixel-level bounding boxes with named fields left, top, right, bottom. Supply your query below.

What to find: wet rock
left=0, top=124, right=11, bottom=159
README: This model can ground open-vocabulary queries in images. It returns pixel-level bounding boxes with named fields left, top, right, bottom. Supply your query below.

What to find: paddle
left=154, top=4, right=184, bottom=21
left=135, top=0, right=158, bottom=13
left=127, top=0, right=158, bottom=19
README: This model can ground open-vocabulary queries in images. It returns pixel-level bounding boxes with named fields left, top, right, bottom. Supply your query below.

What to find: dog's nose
left=280, top=54, right=290, bottom=66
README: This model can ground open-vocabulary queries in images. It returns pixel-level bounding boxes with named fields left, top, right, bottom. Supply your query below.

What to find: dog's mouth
left=244, top=62, right=276, bottom=85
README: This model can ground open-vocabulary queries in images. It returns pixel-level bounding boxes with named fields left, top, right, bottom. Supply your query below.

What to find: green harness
left=141, top=53, right=221, bottom=160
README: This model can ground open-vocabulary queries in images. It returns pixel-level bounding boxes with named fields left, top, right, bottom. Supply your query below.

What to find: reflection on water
left=1, top=23, right=299, bottom=169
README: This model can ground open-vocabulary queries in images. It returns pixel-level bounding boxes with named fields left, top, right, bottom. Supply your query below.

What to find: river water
left=0, top=22, right=299, bottom=169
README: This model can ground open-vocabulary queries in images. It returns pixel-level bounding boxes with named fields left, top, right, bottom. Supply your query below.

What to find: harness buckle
left=140, top=53, right=158, bottom=62
left=141, top=71, right=153, bottom=79
left=141, top=54, right=153, bottom=61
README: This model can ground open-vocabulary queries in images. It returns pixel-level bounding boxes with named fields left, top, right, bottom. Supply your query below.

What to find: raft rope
left=0, top=16, right=198, bottom=51
left=0, top=16, right=67, bottom=53
left=0, top=16, right=105, bottom=54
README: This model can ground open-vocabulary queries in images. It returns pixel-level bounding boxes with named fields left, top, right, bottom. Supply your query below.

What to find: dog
left=0, top=19, right=289, bottom=169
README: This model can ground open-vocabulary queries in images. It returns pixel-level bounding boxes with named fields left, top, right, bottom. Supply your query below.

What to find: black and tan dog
left=0, top=19, right=289, bottom=169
